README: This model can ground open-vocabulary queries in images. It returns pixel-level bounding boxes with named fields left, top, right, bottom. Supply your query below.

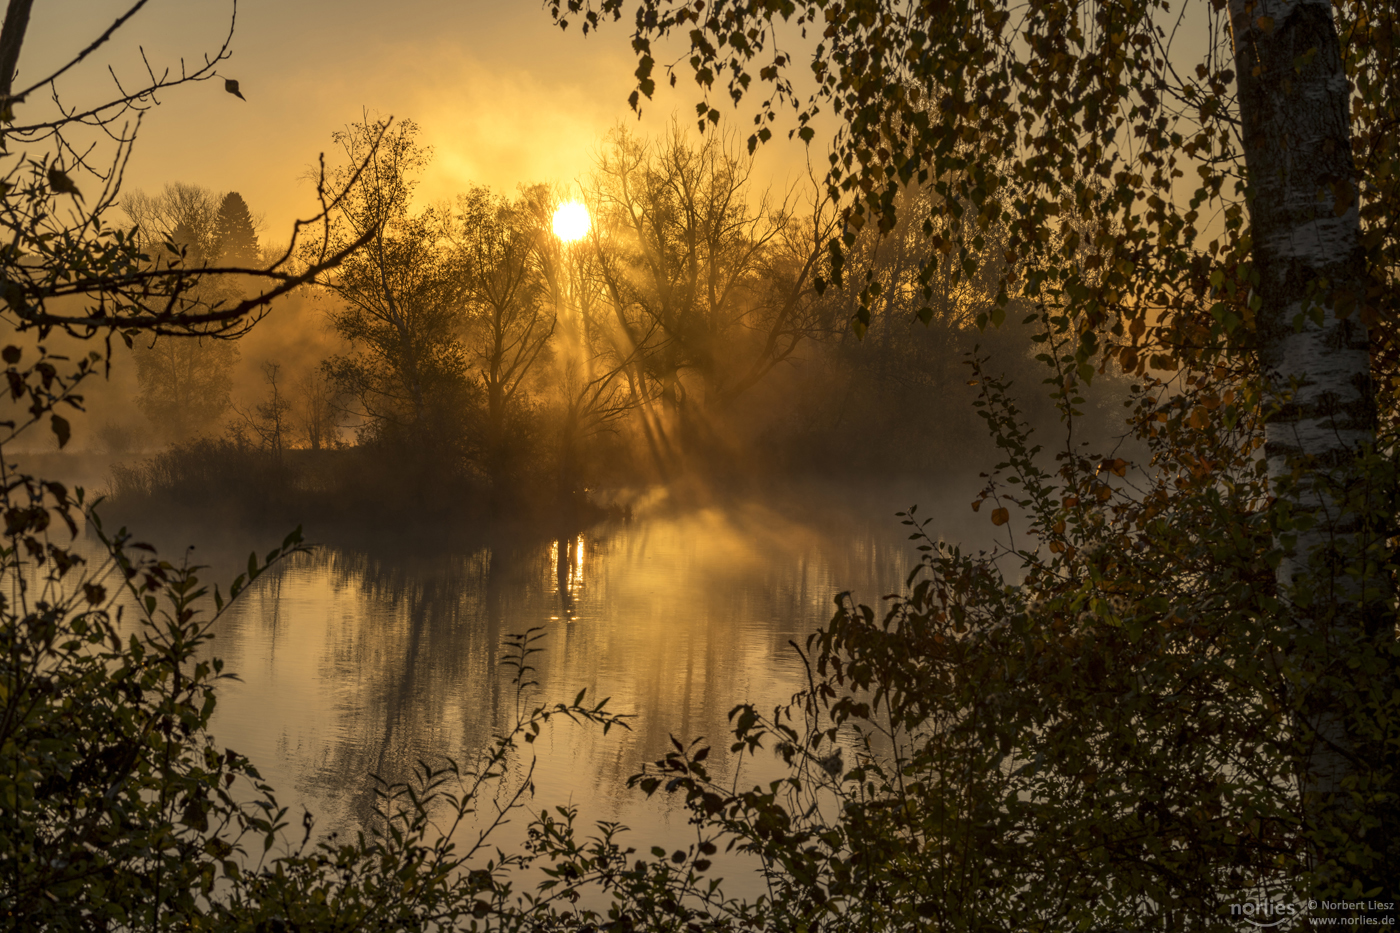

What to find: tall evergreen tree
left=213, top=191, right=261, bottom=266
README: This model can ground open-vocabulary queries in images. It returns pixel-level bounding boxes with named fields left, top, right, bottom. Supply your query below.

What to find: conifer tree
left=214, top=191, right=261, bottom=266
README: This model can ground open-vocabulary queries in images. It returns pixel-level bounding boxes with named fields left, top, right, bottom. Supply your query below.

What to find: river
left=127, top=476, right=992, bottom=900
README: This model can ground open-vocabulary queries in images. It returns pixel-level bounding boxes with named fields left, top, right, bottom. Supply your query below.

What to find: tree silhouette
left=213, top=191, right=260, bottom=266
left=123, top=182, right=221, bottom=262
left=454, top=185, right=555, bottom=489
left=133, top=336, right=239, bottom=442
left=309, top=118, right=474, bottom=457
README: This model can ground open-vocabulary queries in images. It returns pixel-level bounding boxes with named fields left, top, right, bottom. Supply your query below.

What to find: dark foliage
left=214, top=192, right=261, bottom=267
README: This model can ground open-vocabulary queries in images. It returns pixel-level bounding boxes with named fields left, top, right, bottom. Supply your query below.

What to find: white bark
left=1228, top=0, right=1376, bottom=891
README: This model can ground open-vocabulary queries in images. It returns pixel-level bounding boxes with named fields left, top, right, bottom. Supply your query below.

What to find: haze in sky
left=18, top=0, right=824, bottom=236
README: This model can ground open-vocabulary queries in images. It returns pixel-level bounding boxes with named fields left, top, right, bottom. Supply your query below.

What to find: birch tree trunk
left=1228, top=0, right=1385, bottom=901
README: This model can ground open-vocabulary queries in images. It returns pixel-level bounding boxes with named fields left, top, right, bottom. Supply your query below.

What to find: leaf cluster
left=617, top=341, right=1400, bottom=926
left=550, top=0, right=1397, bottom=404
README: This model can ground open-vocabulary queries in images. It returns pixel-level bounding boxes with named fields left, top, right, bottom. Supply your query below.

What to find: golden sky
left=19, top=0, right=823, bottom=238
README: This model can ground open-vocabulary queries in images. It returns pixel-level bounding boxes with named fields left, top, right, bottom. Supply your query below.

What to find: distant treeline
left=104, top=116, right=1131, bottom=531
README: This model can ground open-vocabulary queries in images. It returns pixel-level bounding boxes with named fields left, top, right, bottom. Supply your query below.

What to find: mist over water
left=145, top=476, right=988, bottom=892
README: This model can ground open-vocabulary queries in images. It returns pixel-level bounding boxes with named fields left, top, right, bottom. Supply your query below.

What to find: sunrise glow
left=551, top=201, right=590, bottom=242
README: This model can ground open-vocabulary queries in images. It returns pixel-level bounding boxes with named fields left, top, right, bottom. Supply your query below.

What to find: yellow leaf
left=991, top=508, right=1009, bottom=526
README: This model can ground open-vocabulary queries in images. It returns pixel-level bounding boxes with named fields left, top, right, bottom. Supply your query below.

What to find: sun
left=552, top=201, right=590, bottom=243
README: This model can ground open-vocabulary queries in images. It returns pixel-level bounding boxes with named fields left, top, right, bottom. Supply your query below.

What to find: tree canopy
left=549, top=0, right=1395, bottom=376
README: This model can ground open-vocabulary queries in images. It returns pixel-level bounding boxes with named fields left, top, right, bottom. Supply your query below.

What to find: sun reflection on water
left=550, top=533, right=586, bottom=622
left=201, top=482, right=985, bottom=899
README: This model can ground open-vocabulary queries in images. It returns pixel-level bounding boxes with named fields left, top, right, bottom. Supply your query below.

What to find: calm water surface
left=189, top=480, right=986, bottom=893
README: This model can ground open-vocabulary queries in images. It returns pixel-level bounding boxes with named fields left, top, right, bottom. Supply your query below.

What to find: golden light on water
left=552, top=201, right=590, bottom=242
left=549, top=534, right=586, bottom=622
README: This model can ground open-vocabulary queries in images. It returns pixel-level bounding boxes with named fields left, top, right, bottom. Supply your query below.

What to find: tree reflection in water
left=201, top=481, right=990, bottom=878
